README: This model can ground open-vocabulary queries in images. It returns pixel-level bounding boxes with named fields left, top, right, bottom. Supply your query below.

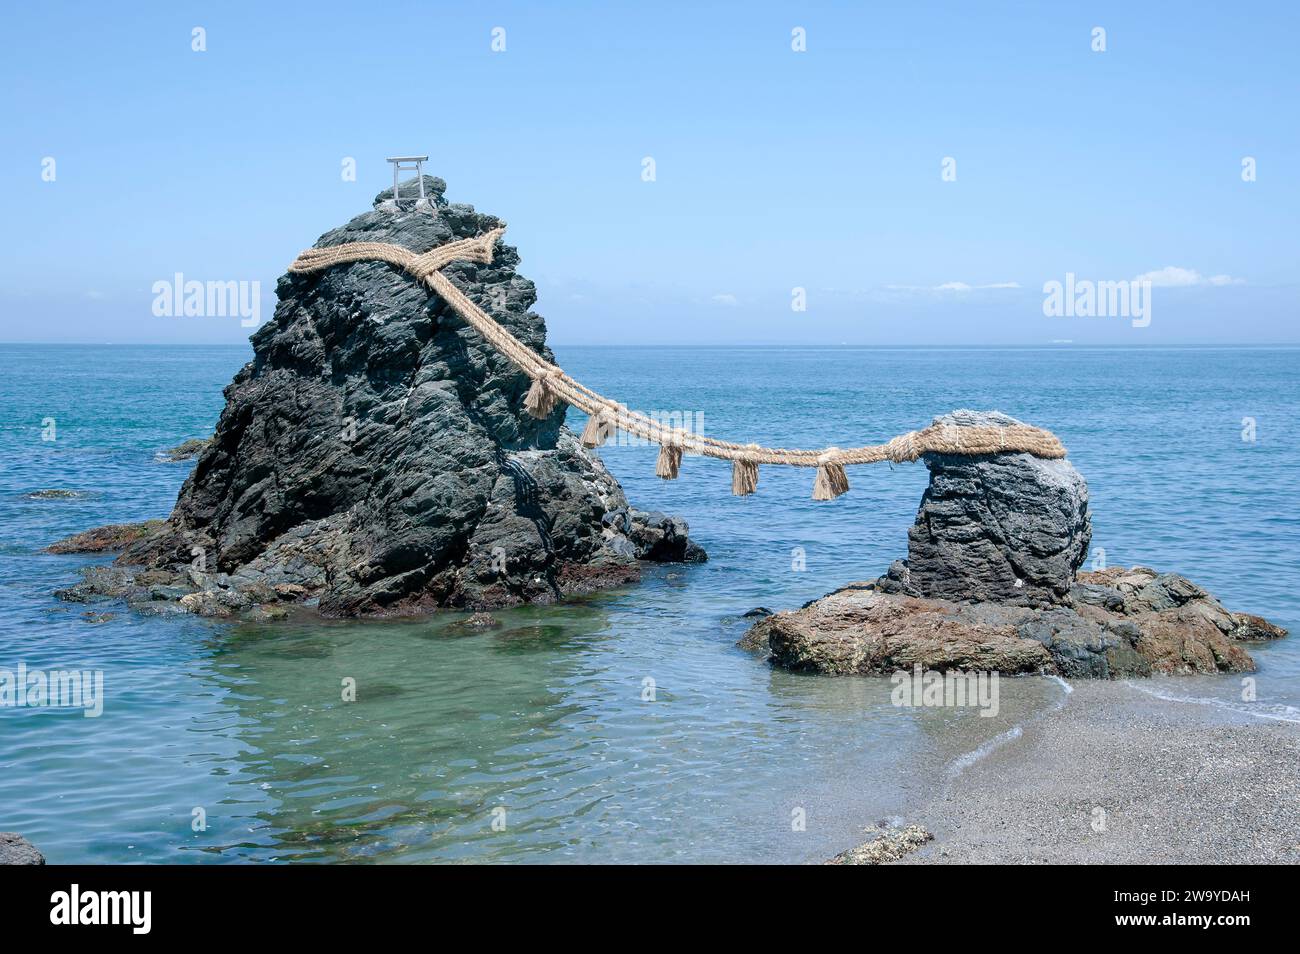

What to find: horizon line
left=3, top=341, right=1300, bottom=351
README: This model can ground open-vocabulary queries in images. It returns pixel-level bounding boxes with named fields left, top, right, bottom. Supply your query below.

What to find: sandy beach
left=895, top=681, right=1300, bottom=864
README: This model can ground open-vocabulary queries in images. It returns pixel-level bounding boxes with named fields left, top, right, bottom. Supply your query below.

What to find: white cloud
left=935, top=281, right=1019, bottom=292
left=879, top=281, right=1021, bottom=296
left=1134, top=266, right=1243, bottom=287
left=710, top=293, right=738, bottom=306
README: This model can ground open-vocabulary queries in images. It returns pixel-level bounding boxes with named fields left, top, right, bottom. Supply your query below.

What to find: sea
left=1, top=344, right=1296, bottom=863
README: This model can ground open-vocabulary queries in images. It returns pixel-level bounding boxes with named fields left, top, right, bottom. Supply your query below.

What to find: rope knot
left=812, top=447, right=850, bottom=501
left=885, top=431, right=921, bottom=463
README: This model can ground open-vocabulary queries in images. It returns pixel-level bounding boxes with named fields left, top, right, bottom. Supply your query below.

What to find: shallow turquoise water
left=1, top=344, right=1296, bottom=862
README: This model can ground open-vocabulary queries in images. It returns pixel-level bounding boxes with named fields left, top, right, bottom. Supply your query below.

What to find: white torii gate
left=384, top=155, right=432, bottom=210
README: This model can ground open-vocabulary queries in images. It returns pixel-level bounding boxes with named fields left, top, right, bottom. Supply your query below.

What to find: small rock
left=0, top=833, right=44, bottom=865
left=46, top=520, right=165, bottom=554
left=244, top=605, right=291, bottom=622
left=444, top=611, right=505, bottom=635
left=827, top=825, right=933, bottom=865
left=627, top=510, right=708, bottom=563
left=178, top=588, right=249, bottom=618
left=158, top=437, right=210, bottom=462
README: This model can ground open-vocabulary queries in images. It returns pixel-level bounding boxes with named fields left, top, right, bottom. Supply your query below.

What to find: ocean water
left=1, top=344, right=1296, bottom=863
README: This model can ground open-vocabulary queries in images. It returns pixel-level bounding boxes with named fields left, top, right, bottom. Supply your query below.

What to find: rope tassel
left=731, top=445, right=760, bottom=496
left=580, top=410, right=614, bottom=448
left=812, top=449, right=849, bottom=501
left=524, top=369, right=561, bottom=419
left=656, top=435, right=684, bottom=479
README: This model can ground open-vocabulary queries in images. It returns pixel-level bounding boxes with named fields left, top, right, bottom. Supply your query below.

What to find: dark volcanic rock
left=0, top=833, right=44, bottom=865
left=900, top=410, right=1090, bottom=606
left=57, top=176, right=702, bottom=617
left=624, top=510, right=708, bottom=563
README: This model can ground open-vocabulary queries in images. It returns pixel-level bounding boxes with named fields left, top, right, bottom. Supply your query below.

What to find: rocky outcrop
left=886, top=410, right=1090, bottom=606
left=1071, top=565, right=1276, bottom=674
left=0, top=833, right=44, bottom=865
left=743, top=411, right=1285, bottom=677
left=52, top=176, right=703, bottom=617
left=743, top=566, right=1276, bottom=677
left=46, top=520, right=166, bottom=555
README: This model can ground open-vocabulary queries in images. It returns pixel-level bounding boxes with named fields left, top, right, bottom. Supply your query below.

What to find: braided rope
left=288, top=229, right=1067, bottom=495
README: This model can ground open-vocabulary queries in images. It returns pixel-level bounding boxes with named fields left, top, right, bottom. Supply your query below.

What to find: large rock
left=897, top=410, right=1090, bottom=606
left=56, top=176, right=703, bottom=617
left=742, top=565, right=1281, bottom=678
left=740, top=408, right=1284, bottom=678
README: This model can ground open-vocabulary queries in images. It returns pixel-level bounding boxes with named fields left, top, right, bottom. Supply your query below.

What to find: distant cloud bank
left=1134, top=266, right=1244, bottom=287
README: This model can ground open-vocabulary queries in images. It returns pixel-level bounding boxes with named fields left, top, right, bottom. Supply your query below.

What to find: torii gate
left=384, top=156, right=433, bottom=210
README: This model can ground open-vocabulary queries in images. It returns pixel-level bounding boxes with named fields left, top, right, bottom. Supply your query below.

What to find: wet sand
left=897, top=681, right=1300, bottom=864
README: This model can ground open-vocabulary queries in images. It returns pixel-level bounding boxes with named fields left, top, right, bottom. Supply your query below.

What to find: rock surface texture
left=901, top=411, right=1090, bottom=606
left=826, top=826, right=934, bottom=865
left=742, top=411, right=1285, bottom=677
left=0, top=833, right=44, bottom=865
left=53, top=177, right=703, bottom=617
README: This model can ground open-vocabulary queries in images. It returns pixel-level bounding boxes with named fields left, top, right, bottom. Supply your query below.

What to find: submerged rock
left=0, top=833, right=44, bottom=865
left=158, top=437, right=210, bottom=462
left=54, top=176, right=703, bottom=618
left=454, top=612, right=502, bottom=631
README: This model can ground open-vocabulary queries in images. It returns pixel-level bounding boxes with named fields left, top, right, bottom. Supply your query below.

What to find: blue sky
left=1, top=1, right=1296, bottom=345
